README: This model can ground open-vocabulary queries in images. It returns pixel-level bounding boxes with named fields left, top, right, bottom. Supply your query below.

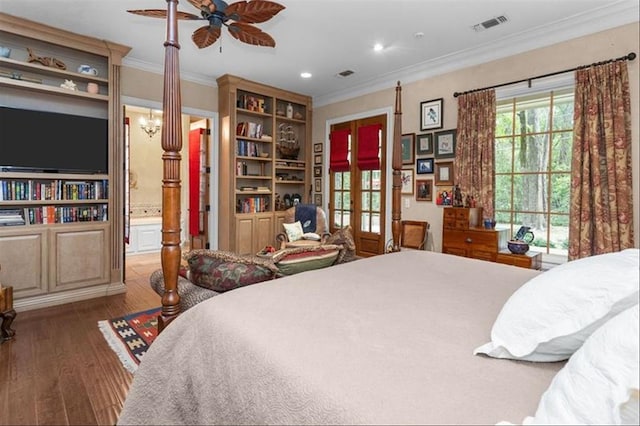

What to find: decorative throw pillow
left=325, top=225, right=356, bottom=263
left=272, top=244, right=342, bottom=276
left=184, top=249, right=278, bottom=292
left=475, top=248, right=639, bottom=362
left=283, top=221, right=304, bottom=242
left=521, top=305, right=639, bottom=425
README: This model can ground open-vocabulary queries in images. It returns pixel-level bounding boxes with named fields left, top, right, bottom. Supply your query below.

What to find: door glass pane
left=333, top=212, right=342, bottom=228
left=362, top=171, right=371, bottom=190
left=334, top=173, right=342, bottom=190
left=371, top=192, right=381, bottom=211
left=372, top=170, right=381, bottom=190
left=361, top=192, right=370, bottom=211
left=361, top=213, right=370, bottom=232
left=371, top=213, right=380, bottom=233
left=334, top=191, right=342, bottom=209
left=343, top=192, right=351, bottom=210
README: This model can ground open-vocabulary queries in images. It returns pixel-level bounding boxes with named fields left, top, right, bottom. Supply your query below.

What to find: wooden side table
left=496, top=250, right=542, bottom=270
left=0, top=285, right=16, bottom=342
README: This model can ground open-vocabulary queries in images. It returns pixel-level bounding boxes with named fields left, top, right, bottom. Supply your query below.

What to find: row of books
left=0, top=179, right=109, bottom=201
left=0, top=208, right=25, bottom=226
left=25, top=205, right=108, bottom=224
left=236, top=196, right=269, bottom=213
left=236, top=121, right=265, bottom=139
left=236, top=140, right=265, bottom=157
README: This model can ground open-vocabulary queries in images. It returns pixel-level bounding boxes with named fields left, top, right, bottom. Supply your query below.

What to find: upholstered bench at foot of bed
left=149, top=269, right=219, bottom=312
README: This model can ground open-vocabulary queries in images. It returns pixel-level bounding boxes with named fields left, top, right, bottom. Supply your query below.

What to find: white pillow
left=522, top=305, right=639, bottom=425
left=283, top=221, right=304, bottom=242
left=475, top=248, right=639, bottom=361
left=302, top=232, right=321, bottom=241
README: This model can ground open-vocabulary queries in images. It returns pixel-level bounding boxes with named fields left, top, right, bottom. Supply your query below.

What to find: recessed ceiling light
left=414, top=32, right=424, bottom=39
left=373, top=43, right=384, bottom=52
left=300, top=72, right=312, bottom=79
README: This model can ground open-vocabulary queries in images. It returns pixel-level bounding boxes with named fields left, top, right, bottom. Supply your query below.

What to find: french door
left=329, top=114, right=387, bottom=257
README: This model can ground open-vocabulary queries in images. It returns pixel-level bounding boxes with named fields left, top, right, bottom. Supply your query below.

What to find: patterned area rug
left=98, top=307, right=161, bottom=373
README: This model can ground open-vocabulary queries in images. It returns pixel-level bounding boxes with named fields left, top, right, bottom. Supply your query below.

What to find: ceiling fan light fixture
left=300, top=72, right=312, bottom=79
left=373, top=43, right=384, bottom=52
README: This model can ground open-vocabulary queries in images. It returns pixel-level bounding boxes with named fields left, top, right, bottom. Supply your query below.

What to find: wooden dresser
left=442, top=207, right=507, bottom=263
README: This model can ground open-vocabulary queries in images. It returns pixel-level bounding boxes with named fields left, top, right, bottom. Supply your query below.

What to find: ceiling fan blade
left=186, top=0, right=216, bottom=14
left=227, top=22, right=276, bottom=47
left=127, top=9, right=202, bottom=20
left=225, top=0, right=285, bottom=24
left=192, top=25, right=222, bottom=49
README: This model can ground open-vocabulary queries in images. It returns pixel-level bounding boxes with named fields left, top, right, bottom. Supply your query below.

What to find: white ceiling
left=1, top=0, right=638, bottom=106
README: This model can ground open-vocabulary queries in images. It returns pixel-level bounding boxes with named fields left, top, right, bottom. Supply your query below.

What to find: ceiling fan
left=128, top=0, right=285, bottom=48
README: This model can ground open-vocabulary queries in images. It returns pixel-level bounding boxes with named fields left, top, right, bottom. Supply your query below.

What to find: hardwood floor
left=0, top=252, right=163, bottom=426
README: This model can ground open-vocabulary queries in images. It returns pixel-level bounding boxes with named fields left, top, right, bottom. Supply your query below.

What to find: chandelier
left=140, top=109, right=161, bottom=138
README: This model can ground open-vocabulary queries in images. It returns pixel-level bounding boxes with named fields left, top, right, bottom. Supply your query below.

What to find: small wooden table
left=496, top=250, right=542, bottom=270
left=0, top=285, right=16, bottom=342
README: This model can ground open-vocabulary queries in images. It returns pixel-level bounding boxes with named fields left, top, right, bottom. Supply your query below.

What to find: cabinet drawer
left=444, top=229, right=500, bottom=250
left=496, top=250, right=542, bottom=270
left=471, top=249, right=496, bottom=262
left=443, top=246, right=466, bottom=257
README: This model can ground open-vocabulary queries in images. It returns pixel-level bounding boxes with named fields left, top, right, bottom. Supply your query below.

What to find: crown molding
left=122, top=57, right=217, bottom=87
left=313, top=0, right=639, bottom=107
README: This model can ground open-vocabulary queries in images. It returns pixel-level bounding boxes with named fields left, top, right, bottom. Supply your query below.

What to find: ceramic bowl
left=507, top=240, right=530, bottom=254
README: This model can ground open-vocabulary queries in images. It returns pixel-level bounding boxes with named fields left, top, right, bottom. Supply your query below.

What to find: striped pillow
left=272, top=245, right=341, bottom=276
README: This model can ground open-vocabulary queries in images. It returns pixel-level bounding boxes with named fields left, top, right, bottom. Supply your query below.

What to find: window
left=495, top=88, right=574, bottom=259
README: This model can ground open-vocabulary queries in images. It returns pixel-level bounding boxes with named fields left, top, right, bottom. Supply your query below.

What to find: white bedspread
left=118, top=251, right=563, bottom=425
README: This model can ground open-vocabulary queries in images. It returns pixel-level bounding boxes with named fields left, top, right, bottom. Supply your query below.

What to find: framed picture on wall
left=435, top=161, right=454, bottom=186
left=434, top=129, right=456, bottom=159
left=313, top=166, right=322, bottom=177
left=313, top=193, right=322, bottom=206
left=401, top=133, right=415, bottom=165
left=415, top=179, right=432, bottom=201
left=314, top=143, right=323, bottom=153
left=401, top=169, right=414, bottom=194
left=416, top=158, right=434, bottom=174
left=420, top=98, right=443, bottom=131
left=314, top=178, right=322, bottom=193
left=416, top=133, right=434, bottom=155
left=314, top=154, right=323, bottom=165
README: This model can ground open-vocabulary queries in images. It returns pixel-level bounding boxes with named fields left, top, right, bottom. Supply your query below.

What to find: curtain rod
left=453, top=52, right=636, bottom=98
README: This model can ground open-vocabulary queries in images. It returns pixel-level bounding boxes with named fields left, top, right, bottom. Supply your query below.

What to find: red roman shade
left=329, top=129, right=350, bottom=172
left=357, top=123, right=382, bottom=170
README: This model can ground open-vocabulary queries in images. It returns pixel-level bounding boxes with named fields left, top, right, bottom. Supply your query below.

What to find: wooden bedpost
left=390, top=81, right=403, bottom=252
left=158, top=0, right=182, bottom=332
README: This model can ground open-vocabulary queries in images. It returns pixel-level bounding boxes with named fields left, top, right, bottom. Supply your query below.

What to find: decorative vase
left=87, top=82, right=99, bottom=94
left=286, top=103, right=293, bottom=119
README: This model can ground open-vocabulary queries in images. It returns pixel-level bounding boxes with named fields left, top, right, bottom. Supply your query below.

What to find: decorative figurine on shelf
left=464, top=194, right=471, bottom=208
left=27, top=47, right=66, bottom=70
left=453, top=184, right=463, bottom=207
left=286, top=103, right=293, bottom=118
left=60, top=79, right=77, bottom=91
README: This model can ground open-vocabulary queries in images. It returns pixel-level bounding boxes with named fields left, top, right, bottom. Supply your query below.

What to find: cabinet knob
left=465, top=237, right=472, bottom=243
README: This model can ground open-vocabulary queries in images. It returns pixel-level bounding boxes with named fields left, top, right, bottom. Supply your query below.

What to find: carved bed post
left=158, top=0, right=182, bottom=331
left=391, top=81, right=403, bottom=252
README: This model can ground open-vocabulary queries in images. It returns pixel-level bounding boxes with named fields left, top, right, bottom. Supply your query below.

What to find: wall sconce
left=140, top=109, right=161, bottom=138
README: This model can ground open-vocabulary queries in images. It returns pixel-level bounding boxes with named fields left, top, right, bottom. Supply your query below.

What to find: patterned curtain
left=569, top=60, right=634, bottom=260
left=454, top=89, right=496, bottom=218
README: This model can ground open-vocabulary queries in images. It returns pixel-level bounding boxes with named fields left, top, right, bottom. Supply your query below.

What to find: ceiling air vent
left=337, top=69, right=355, bottom=78
left=472, top=15, right=508, bottom=32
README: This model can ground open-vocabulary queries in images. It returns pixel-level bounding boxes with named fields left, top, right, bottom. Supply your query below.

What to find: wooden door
left=329, top=115, right=387, bottom=257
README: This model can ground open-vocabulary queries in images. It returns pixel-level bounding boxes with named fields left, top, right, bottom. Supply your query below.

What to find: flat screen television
left=0, top=106, right=108, bottom=174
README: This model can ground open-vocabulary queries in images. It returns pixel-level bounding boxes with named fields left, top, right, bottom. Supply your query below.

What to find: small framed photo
left=420, top=98, right=443, bottom=131
left=435, top=161, right=454, bottom=186
left=314, top=143, right=323, bottom=153
left=434, top=129, right=456, bottom=158
left=416, top=133, right=433, bottom=155
left=314, top=154, right=323, bottom=165
left=416, top=158, right=434, bottom=174
left=401, top=169, right=414, bottom=195
left=313, top=166, right=322, bottom=177
left=415, top=179, right=432, bottom=201
left=314, top=178, right=322, bottom=193
left=313, top=193, right=322, bottom=206
left=401, top=133, right=415, bottom=165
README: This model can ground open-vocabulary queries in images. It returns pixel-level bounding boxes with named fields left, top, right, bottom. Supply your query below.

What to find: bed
left=119, top=3, right=639, bottom=424
left=120, top=251, right=559, bottom=424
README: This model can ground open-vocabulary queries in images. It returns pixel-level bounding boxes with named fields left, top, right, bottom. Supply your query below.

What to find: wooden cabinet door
left=255, top=214, right=273, bottom=253
left=236, top=217, right=255, bottom=255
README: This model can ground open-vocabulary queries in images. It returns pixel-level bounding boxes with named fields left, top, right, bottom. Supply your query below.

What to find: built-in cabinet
left=217, top=74, right=312, bottom=254
left=0, top=13, right=130, bottom=310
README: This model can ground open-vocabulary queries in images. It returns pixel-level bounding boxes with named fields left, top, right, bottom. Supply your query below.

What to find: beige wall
left=121, top=66, right=218, bottom=112
left=313, top=23, right=640, bottom=252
